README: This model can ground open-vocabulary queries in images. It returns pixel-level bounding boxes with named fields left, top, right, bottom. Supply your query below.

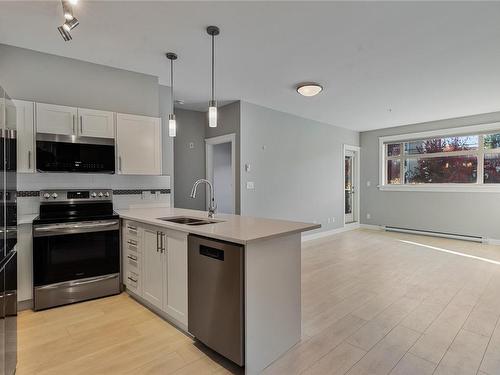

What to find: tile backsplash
left=17, top=173, right=172, bottom=217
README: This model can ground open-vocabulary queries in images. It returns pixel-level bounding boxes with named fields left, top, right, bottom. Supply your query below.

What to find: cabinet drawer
left=126, top=270, right=140, bottom=293
left=124, top=222, right=139, bottom=238
left=125, top=238, right=139, bottom=254
left=125, top=251, right=140, bottom=270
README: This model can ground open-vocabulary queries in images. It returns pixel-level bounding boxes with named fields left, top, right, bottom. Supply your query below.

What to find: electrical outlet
left=188, top=142, right=194, bottom=149
left=366, top=213, right=371, bottom=220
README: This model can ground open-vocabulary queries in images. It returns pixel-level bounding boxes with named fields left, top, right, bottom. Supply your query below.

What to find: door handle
left=156, top=231, right=160, bottom=252
left=80, top=116, right=83, bottom=133
left=72, top=115, right=76, bottom=134
left=28, top=150, right=31, bottom=169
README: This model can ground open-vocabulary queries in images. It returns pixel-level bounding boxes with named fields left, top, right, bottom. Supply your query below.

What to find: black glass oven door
left=33, top=223, right=119, bottom=286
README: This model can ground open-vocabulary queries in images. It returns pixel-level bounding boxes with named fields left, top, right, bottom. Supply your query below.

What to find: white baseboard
left=359, top=224, right=384, bottom=231
left=302, top=224, right=359, bottom=242
left=485, top=238, right=500, bottom=246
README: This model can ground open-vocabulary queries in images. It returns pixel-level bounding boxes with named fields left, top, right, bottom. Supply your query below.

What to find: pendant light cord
left=211, top=34, right=215, bottom=102
left=170, top=59, right=174, bottom=114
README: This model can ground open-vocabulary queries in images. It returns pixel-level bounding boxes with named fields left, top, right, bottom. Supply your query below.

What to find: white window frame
left=378, top=122, right=500, bottom=193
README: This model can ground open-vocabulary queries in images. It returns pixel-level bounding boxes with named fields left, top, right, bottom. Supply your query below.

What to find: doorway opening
left=343, top=145, right=360, bottom=227
left=205, top=134, right=236, bottom=214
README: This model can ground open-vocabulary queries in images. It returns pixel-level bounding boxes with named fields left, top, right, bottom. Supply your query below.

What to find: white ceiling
left=1, top=1, right=500, bottom=131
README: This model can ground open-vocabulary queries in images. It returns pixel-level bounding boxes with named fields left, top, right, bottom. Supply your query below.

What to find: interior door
left=142, top=228, right=164, bottom=309
left=345, top=150, right=356, bottom=224
left=78, top=108, right=114, bottom=139
left=36, top=103, right=77, bottom=136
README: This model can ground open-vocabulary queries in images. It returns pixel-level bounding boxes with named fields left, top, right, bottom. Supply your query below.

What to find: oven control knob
left=98, top=192, right=104, bottom=198
left=91, top=192, right=97, bottom=198
left=51, top=193, right=58, bottom=199
left=43, top=193, right=50, bottom=199
left=104, top=192, right=110, bottom=197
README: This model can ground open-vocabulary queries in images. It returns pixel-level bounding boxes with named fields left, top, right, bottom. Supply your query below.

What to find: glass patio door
left=345, top=150, right=356, bottom=224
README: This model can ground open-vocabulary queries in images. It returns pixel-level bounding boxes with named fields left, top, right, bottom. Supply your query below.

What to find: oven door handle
left=33, top=220, right=119, bottom=237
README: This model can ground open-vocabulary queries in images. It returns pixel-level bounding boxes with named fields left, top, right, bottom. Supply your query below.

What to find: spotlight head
left=58, top=25, right=72, bottom=41
left=62, top=17, right=79, bottom=32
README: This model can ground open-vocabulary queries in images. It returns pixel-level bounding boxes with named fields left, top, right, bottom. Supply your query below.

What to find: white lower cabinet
left=142, top=226, right=164, bottom=309
left=164, top=230, right=188, bottom=324
left=122, top=220, right=188, bottom=327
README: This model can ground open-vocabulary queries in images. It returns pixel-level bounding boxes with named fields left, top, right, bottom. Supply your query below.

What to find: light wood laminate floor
left=17, top=229, right=500, bottom=375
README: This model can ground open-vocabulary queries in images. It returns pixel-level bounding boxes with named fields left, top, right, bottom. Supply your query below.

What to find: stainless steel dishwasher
left=188, top=234, right=244, bottom=366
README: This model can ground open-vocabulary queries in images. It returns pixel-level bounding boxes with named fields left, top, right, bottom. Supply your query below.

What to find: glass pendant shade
left=208, top=101, right=217, bottom=128
left=168, top=114, right=176, bottom=137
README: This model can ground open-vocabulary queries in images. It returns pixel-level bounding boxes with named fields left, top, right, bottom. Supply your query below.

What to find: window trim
left=378, top=122, right=500, bottom=193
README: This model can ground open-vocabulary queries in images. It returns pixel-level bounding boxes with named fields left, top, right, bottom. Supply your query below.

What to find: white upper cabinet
left=78, top=108, right=114, bottom=139
left=12, top=100, right=35, bottom=173
left=116, top=113, right=162, bottom=175
left=36, top=103, right=77, bottom=136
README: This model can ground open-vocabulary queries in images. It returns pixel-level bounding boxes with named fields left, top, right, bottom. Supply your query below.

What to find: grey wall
left=159, top=85, right=174, bottom=202
left=0, top=44, right=159, bottom=116
left=360, top=111, right=500, bottom=239
left=174, top=109, right=206, bottom=210
left=240, top=101, right=359, bottom=233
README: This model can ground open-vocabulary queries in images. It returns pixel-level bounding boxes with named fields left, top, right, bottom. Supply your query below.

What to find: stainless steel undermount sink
left=157, top=216, right=223, bottom=226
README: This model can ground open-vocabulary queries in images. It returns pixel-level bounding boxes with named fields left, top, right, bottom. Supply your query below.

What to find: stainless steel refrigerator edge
left=0, top=85, right=18, bottom=375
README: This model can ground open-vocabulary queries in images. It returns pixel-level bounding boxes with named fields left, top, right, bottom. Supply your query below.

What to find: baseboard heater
left=385, top=226, right=484, bottom=243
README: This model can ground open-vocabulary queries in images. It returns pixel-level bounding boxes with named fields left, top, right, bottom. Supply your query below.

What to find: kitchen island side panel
left=244, top=233, right=301, bottom=374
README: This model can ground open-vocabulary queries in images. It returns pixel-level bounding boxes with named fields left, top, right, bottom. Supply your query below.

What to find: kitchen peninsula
left=118, top=207, right=319, bottom=374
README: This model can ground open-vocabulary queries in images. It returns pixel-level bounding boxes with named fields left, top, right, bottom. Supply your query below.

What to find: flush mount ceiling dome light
left=296, top=83, right=323, bottom=97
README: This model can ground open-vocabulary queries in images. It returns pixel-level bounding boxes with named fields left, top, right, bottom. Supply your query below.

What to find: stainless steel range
left=32, top=189, right=120, bottom=310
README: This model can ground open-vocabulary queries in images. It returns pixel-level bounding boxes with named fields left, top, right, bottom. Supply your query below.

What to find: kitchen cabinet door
left=141, top=227, right=164, bottom=309
left=36, top=103, right=77, bottom=136
left=77, top=108, right=114, bottom=139
left=116, top=113, right=162, bottom=175
left=11, top=100, right=35, bottom=173
left=164, top=230, right=188, bottom=325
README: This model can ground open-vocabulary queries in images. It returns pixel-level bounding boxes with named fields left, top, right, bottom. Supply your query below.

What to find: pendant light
left=166, top=52, right=178, bottom=137
left=207, top=26, right=220, bottom=128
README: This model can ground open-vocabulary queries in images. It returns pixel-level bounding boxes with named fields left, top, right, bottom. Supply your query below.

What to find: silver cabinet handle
left=156, top=231, right=160, bottom=252
left=72, top=114, right=76, bottom=134
left=28, top=150, right=31, bottom=169
left=127, top=255, right=138, bottom=261
left=127, top=276, right=137, bottom=283
left=127, top=225, right=137, bottom=232
left=118, top=156, right=122, bottom=172
left=161, top=233, right=166, bottom=253
left=80, top=115, right=83, bottom=133
left=127, top=239, right=137, bottom=246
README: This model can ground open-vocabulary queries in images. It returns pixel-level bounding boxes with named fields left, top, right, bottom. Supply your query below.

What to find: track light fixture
left=62, top=1, right=73, bottom=20
left=166, top=52, right=178, bottom=137
left=58, top=0, right=79, bottom=42
left=206, top=25, right=220, bottom=128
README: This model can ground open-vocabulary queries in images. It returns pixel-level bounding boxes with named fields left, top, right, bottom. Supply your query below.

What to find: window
left=379, top=123, right=500, bottom=191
